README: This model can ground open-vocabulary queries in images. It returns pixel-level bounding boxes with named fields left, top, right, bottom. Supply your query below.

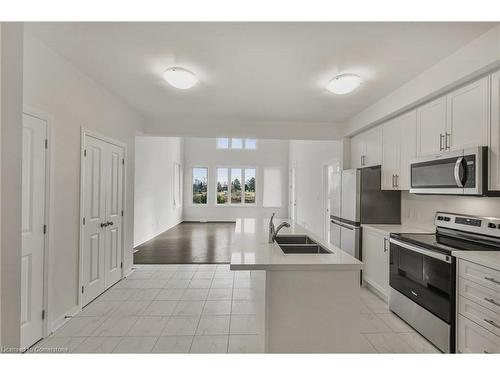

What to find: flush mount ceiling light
left=327, top=73, right=362, bottom=95
left=163, top=67, right=198, bottom=90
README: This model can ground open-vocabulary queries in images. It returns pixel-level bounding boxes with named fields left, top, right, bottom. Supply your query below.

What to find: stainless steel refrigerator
left=330, top=165, right=401, bottom=260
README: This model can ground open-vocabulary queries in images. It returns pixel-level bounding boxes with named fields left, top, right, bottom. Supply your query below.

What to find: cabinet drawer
left=459, top=297, right=500, bottom=336
left=459, top=277, right=500, bottom=315
left=459, top=259, right=500, bottom=293
left=458, top=315, right=500, bottom=353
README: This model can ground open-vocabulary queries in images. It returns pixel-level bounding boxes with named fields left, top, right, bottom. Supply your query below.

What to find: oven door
left=410, top=149, right=466, bottom=194
left=389, top=238, right=455, bottom=324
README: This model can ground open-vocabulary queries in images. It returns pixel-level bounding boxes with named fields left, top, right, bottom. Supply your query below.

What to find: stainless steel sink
left=275, top=235, right=317, bottom=245
left=278, top=244, right=332, bottom=254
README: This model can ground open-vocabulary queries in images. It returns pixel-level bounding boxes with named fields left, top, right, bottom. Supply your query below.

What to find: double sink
left=274, top=235, right=332, bottom=254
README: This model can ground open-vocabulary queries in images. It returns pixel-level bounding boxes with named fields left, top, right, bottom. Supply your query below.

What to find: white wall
left=134, top=136, right=184, bottom=247
left=345, top=25, right=500, bottom=136
left=183, top=138, right=289, bottom=221
left=289, top=140, right=342, bottom=239
left=23, top=33, right=144, bottom=332
left=402, top=192, right=500, bottom=229
left=1, top=22, right=23, bottom=348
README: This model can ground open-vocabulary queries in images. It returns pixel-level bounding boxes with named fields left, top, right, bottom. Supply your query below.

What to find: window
left=192, top=167, right=208, bottom=204
left=216, top=138, right=229, bottom=149
left=231, top=138, right=243, bottom=149
left=263, top=167, right=282, bottom=207
left=216, top=168, right=229, bottom=204
left=244, top=138, right=257, bottom=149
left=216, top=167, right=256, bottom=205
left=231, top=168, right=243, bottom=203
left=215, top=138, right=258, bottom=150
left=244, top=168, right=256, bottom=203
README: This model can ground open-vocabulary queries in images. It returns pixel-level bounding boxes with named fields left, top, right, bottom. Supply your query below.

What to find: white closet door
left=21, top=114, right=47, bottom=348
left=82, top=135, right=107, bottom=306
left=104, top=143, right=124, bottom=287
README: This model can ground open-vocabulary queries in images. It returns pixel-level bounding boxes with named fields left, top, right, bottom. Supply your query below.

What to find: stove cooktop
left=390, top=232, right=500, bottom=255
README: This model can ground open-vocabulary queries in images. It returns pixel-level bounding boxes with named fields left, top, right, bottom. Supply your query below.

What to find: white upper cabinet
left=398, top=111, right=417, bottom=190
left=447, top=76, right=489, bottom=151
left=381, top=118, right=400, bottom=190
left=364, top=126, right=382, bottom=167
left=490, top=71, right=500, bottom=191
left=416, top=96, right=447, bottom=156
left=350, top=133, right=364, bottom=169
left=381, top=110, right=417, bottom=190
left=350, top=127, right=382, bottom=169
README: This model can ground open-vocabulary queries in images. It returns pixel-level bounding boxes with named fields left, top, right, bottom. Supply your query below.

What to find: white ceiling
left=26, top=22, right=497, bottom=135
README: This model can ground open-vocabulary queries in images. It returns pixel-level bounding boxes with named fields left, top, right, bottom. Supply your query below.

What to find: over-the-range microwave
left=409, top=146, right=488, bottom=196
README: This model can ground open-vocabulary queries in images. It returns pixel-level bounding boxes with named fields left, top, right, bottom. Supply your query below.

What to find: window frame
left=191, top=166, right=209, bottom=206
left=215, top=166, right=257, bottom=206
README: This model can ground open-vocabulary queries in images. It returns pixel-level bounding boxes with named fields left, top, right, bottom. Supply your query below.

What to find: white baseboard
left=49, top=305, right=80, bottom=335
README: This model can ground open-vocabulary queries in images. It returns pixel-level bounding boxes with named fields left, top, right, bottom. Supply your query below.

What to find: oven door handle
left=389, top=238, right=452, bottom=263
left=454, top=157, right=466, bottom=188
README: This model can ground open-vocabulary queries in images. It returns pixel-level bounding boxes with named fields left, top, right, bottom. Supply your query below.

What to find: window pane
left=192, top=167, right=208, bottom=204
left=245, top=139, right=257, bottom=149
left=231, top=168, right=242, bottom=203
left=263, top=167, right=282, bottom=207
left=244, top=168, right=256, bottom=204
left=216, top=168, right=229, bottom=204
left=231, top=138, right=243, bottom=149
left=216, top=138, right=229, bottom=149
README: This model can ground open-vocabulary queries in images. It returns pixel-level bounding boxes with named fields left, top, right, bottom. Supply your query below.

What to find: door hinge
left=81, top=286, right=84, bottom=294
left=84, top=149, right=87, bottom=157
left=83, top=217, right=86, bottom=225
left=44, top=139, right=48, bottom=149
left=43, top=224, right=47, bottom=234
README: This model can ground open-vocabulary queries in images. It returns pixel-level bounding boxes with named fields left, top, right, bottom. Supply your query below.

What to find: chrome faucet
left=268, top=213, right=290, bottom=243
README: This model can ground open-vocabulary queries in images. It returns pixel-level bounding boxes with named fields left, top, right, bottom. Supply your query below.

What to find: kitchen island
left=230, top=218, right=363, bottom=353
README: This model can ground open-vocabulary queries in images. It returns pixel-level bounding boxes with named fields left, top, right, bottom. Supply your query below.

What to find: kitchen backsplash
left=401, top=192, right=500, bottom=228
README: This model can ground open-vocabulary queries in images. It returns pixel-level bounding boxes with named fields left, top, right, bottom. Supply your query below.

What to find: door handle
left=439, top=133, right=444, bottom=151
left=100, top=222, right=108, bottom=228
left=484, top=318, right=500, bottom=329
left=454, top=157, right=465, bottom=187
left=484, top=297, right=500, bottom=307
left=445, top=132, right=451, bottom=150
left=383, top=237, right=388, bottom=252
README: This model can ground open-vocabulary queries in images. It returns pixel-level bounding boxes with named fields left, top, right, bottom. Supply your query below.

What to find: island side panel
left=265, top=269, right=361, bottom=353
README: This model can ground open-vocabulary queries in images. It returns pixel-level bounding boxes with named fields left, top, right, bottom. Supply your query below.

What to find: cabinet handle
left=484, top=318, right=500, bottom=329
left=395, top=174, right=399, bottom=188
left=383, top=237, right=388, bottom=252
left=439, top=133, right=444, bottom=151
left=484, top=350, right=491, bottom=354
left=485, top=276, right=500, bottom=285
left=361, top=155, right=366, bottom=166
left=445, top=132, right=451, bottom=150
left=484, top=297, right=500, bottom=307
left=392, top=174, right=395, bottom=188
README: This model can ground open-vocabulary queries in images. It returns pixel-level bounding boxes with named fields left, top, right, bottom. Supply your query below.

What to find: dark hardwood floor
left=133, top=222, right=236, bottom=264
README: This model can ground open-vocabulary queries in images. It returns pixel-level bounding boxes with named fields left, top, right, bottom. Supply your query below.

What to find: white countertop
left=452, top=251, right=500, bottom=270
left=230, top=218, right=363, bottom=271
left=362, top=223, right=433, bottom=236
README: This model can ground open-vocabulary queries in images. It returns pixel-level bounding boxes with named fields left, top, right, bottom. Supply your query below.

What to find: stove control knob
left=437, top=216, right=444, bottom=221
left=488, top=223, right=497, bottom=229
left=444, top=217, right=451, bottom=222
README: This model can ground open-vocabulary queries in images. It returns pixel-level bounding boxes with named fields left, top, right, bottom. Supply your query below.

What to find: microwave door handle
left=454, top=157, right=465, bottom=187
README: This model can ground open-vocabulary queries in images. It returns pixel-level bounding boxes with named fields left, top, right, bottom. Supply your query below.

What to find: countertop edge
left=452, top=250, right=500, bottom=271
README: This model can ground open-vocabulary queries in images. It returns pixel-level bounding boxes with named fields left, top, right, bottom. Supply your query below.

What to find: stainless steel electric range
left=389, top=212, right=500, bottom=353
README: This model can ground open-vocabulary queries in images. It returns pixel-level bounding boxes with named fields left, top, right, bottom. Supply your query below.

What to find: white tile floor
left=31, top=264, right=440, bottom=353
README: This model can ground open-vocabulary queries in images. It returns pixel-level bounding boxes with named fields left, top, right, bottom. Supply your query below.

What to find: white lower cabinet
left=362, top=228, right=389, bottom=299
left=457, top=259, right=500, bottom=353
